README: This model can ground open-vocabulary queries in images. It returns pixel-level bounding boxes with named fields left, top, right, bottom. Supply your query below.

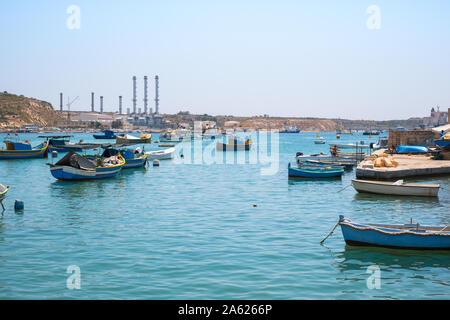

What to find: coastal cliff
left=0, top=92, right=64, bottom=128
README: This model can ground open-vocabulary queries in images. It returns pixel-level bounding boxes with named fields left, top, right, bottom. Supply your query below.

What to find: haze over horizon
left=1, top=1, right=449, bottom=121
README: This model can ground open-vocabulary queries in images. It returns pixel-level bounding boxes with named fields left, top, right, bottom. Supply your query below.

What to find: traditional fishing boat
left=435, top=133, right=450, bottom=147
left=338, top=215, right=450, bottom=250
left=101, top=147, right=148, bottom=169
left=93, top=130, right=116, bottom=139
left=288, top=163, right=344, bottom=178
left=49, top=151, right=124, bottom=180
left=216, top=137, right=252, bottom=151
left=116, top=134, right=152, bottom=145
left=0, top=139, right=49, bottom=159
left=146, top=147, right=176, bottom=160
left=351, top=179, right=440, bottom=197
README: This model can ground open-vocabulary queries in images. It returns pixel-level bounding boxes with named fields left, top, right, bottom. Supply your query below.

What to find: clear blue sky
left=1, top=0, right=449, bottom=120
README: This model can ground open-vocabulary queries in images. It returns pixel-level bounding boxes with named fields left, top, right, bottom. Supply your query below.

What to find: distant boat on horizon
left=280, top=125, right=300, bottom=133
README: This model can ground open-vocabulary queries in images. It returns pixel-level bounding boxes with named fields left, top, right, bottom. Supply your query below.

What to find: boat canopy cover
left=102, top=148, right=119, bottom=158
left=55, top=151, right=96, bottom=170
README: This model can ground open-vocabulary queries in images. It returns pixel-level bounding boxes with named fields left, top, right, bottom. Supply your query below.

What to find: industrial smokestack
left=100, top=96, right=104, bottom=114
left=144, top=76, right=148, bottom=114
left=91, top=92, right=95, bottom=112
left=119, top=96, right=122, bottom=114
left=132, top=76, right=137, bottom=115
left=155, top=75, right=159, bottom=114
left=60, top=93, right=63, bottom=112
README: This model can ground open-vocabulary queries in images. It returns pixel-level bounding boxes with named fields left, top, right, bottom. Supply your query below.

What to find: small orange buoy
left=253, top=204, right=257, bottom=207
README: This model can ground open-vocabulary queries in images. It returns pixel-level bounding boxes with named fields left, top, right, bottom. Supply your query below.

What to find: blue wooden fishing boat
left=338, top=215, right=450, bottom=250
left=397, top=145, right=428, bottom=153
left=435, top=140, right=450, bottom=147
left=93, top=130, right=116, bottom=139
left=50, top=151, right=124, bottom=181
left=288, top=163, right=344, bottom=178
left=0, top=140, right=49, bottom=159
left=101, top=147, right=147, bottom=169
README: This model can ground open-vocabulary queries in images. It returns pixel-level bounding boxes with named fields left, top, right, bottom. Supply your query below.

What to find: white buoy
left=153, top=159, right=160, bottom=167
left=52, top=151, right=58, bottom=158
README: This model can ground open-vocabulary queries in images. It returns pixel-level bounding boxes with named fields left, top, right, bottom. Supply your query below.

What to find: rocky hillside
left=0, top=92, right=64, bottom=128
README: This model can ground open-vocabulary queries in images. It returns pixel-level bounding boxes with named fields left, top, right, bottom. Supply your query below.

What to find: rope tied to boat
left=320, top=217, right=347, bottom=244
left=337, top=184, right=352, bottom=193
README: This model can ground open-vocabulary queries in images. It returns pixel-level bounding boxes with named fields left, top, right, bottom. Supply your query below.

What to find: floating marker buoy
left=253, top=204, right=257, bottom=207
left=52, top=151, right=58, bottom=158
left=153, top=159, right=160, bottom=167
left=14, top=199, right=24, bottom=211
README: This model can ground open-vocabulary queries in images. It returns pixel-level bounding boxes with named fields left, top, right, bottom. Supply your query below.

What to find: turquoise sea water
left=0, top=131, right=448, bottom=299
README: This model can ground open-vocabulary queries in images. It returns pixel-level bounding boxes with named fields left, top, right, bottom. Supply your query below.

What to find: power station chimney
left=132, top=76, right=137, bottom=115
left=60, top=93, right=63, bottom=112
left=91, top=92, right=95, bottom=112
left=100, top=96, right=104, bottom=114
left=144, top=76, right=148, bottom=114
left=155, top=75, right=159, bottom=114
left=119, top=96, right=122, bottom=114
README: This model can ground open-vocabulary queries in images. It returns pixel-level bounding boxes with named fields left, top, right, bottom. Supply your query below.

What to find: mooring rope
left=337, top=184, right=352, bottom=193
left=320, top=217, right=345, bottom=244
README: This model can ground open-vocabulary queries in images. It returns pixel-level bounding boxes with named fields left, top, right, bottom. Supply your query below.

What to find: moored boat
left=146, top=147, right=176, bottom=160
left=280, top=125, right=300, bottom=133
left=351, top=179, right=440, bottom=197
left=314, top=137, right=325, bottom=144
left=101, top=147, right=148, bottom=169
left=116, top=134, right=152, bottom=145
left=338, top=215, right=450, bottom=250
left=0, top=140, right=49, bottom=159
left=216, top=137, right=252, bottom=151
left=288, top=163, right=344, bottom=178
left=93, top=130, right=116, bottom=139
left=49, top=151, right=124, bottom=180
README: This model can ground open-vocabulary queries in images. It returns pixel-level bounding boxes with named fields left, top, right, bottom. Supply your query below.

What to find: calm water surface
left=0, top=132, right=448, bottom=299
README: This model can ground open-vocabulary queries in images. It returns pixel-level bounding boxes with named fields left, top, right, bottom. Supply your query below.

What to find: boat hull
left=340, top=219, right=450, bottom=250
left=288, top=166, right=344, bottom=178
left=50, top=165, right=122, bottom=180
left=0, top=142, right=49, bottom=159
left=146, top=148, right=175, bottom=160
left=435, top=140, right=450, bottom=147
left=123, top=155, right=147, bottom=168
left=352, top=179, right=439, bottom=197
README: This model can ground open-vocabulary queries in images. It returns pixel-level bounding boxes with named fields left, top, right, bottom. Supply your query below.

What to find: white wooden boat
left=314, top=137, right=325, bottom=144
left=351, top=179, right=440, bottom=197
left=146, top=147, right=176, bottom=160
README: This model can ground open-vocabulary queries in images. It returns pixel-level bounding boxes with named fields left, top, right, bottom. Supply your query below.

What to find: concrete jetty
left=356, top=149, right=450, bottom=180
